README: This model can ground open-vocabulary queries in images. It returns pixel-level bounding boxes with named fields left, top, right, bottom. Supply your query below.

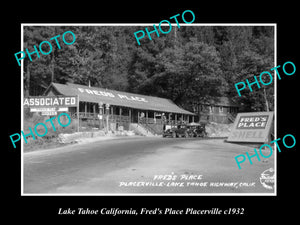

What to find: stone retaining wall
left=57, top=130, right=136, bottom=144
left=58, top=131, right=106, bottom=144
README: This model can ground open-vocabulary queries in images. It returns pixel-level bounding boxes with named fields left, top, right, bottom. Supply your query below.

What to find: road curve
left=23, top=137, right=275, bottom=195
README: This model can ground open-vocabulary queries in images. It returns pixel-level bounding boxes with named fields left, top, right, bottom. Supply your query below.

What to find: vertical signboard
left=227, top=111, right=274, bottom=143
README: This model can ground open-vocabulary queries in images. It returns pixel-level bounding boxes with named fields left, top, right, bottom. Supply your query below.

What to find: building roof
left=200, top=97, right=239, bottom=107
left=44, top=82, right=195, bottom=115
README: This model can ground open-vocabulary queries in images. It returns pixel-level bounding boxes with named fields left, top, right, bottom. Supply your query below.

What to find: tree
left=217, top=26, right=274, bottom=111
left=23, top=25, right=274, bottom=113
left=129, top=35, right=223, bottom=110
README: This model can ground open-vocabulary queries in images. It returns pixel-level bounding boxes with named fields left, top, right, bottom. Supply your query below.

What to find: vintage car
left=187, top=122, right=207, bottom=137
left=162, top=123, right=207, bottom=138
left=162, top=125, right=189, bottom=138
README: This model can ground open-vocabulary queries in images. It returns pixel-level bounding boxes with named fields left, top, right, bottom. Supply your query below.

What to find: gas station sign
left=24, top=96, right=78, bottom=116
left=227, top=112, right=274, bottom=143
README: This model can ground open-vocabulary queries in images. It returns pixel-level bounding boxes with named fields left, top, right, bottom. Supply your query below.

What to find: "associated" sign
left=23, top=96, right=78, bottom=107
left=227, top=112, right=274, bottom=143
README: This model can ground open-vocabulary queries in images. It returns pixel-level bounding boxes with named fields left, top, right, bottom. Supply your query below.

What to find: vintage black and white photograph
left=21, top=24, right=276, bottom=195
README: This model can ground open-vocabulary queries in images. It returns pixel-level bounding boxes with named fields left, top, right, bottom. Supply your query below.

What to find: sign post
left=227, top=111, right=274, bottom=143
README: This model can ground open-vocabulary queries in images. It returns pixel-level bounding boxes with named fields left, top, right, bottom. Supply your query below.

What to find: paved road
left=23, top=137, right=275, bottom=194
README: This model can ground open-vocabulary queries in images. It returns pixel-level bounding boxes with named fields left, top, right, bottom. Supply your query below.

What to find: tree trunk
left=263, top=87, right=269, bottom=112
left=51, top=50, right=55, bottom=82
left=25, top=65, right=30, bottom=97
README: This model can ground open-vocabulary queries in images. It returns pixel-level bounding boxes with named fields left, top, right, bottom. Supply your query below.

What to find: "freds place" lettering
left=236, top=115, right=268, bottom=129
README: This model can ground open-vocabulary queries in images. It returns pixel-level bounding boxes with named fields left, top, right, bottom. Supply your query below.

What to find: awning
left=44, top=82, right=195, bottom=115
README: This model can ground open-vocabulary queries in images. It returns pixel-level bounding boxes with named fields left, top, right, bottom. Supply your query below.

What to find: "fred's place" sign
left=227, top=112, right=274, bottom=143
left=236, top=115, right=269, bottom=129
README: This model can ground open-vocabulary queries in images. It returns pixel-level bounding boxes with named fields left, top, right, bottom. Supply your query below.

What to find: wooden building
left=44, top=82, right=195, bottom=134
left=195, top=97, right=239, bottom=124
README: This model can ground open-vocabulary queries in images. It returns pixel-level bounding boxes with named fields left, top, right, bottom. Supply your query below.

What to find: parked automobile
left=162, top=123, right=207, bottom=138
left=162, top=125, right=188, bottom=138
left=187, top=122, right=207, bottom=137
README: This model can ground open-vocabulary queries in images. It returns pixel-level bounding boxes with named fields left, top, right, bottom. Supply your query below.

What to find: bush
left=206, top=122, right=233, bottom=137
left=23, top=112, right=79, bottom=150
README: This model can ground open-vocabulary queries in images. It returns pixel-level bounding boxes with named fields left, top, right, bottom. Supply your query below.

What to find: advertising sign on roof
left=227, top=111, right=274, bottom=143
left=77, top=87, right=148, bottom=102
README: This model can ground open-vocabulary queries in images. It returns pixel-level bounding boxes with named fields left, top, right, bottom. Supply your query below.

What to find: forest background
left=23, top=25, right=274, bottom=113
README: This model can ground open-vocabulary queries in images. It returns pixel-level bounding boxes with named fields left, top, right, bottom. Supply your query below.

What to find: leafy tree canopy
left=23, top=25, right=274, bottom=112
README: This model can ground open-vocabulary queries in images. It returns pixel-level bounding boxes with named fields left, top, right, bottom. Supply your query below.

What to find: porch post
left=111, top=106, right=114, bottom=120
left=98, top=102, right=103, bottom=130
left=105, top=104, right=110, bottom=132
left=93, top=103, right=96, bottom=126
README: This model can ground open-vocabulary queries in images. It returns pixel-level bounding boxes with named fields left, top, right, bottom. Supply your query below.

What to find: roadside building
left=195, top=97, right=239, bottom=124
left=43, top=82, right=195, bottom=135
